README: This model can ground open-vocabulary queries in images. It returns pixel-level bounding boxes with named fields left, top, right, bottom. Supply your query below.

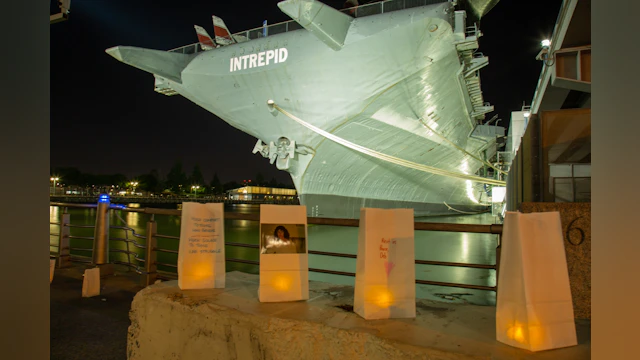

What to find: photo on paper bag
left=260, top=223, right=306, bottom=254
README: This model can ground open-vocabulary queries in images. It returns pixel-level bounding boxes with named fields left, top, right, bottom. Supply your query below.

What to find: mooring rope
left=418, top=118, right=508, bottom=176
left=271, top=102, right=506, bottom=187
left=444, top=201, right=491, bottom=214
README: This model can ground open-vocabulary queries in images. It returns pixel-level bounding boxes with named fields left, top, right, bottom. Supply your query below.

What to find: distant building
left=226, top=186, right=296, bottom=201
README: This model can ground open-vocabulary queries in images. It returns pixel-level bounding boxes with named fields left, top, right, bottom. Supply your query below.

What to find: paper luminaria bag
left=258, top=204, right=309, bottom=302
left=82, top=267, right=101, bottom=298
left=177, top=202, right=225, bottom=290
left=496, top=211, right=578, bottom=352
left=354, top=208, right=416, bottom=320
left=50, top=259, right=56, bottom=284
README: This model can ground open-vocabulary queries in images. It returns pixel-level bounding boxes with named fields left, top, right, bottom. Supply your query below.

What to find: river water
left=50, top=204, right=501, bottom=306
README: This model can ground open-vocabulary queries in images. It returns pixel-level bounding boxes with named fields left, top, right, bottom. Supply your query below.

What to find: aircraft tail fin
left=212, top=15, right=236, bottom=45
left=194, top=25, right=216, bottom=50
left=278, top=0, right=353, bottom=51
left=105, top=46, right=193, bottom=84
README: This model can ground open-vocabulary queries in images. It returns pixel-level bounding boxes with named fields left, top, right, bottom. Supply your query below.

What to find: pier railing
left=49, top=194, right=298, bottom=205
left=50, top=199, right=502, bottom=292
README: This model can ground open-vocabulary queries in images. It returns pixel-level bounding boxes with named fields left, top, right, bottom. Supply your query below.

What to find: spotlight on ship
left=524, top=112, right=531, bottom=118
left=541, top=39, right=551, bottom=48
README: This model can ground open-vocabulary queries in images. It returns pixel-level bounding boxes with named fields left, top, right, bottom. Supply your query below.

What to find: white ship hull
left=107, top=1, right=503, bottom=219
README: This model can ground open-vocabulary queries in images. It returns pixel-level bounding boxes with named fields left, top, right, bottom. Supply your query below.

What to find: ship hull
left=302, top=193, right=488, bottom=219
left=110, top=1, right=500, bottom=219
left=177, top=3, right=494, bottom=218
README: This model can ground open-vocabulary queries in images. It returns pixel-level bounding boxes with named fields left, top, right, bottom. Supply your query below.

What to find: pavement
left=50, top=264, right=144, bottom=360
left=51, top=263, right=590, bottom=360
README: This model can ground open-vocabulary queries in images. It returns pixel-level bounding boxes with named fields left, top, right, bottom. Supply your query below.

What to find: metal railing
left=168, top=0, right=450, bottom=54
left=50, top=198, right=502, bottom=291
left=49, top=194, right=298, bottom=205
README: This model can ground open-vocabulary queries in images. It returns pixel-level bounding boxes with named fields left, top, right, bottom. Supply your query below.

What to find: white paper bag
left=259, top=205, right=309, bottom=302
left=82, top=268, right=101, bottom=298
left=178, top=202, right=225, bottom=290
left=50, top=259, right=56, bottom=283
left=496, top=211, right=577, bottom=351
left=354, top=208, right=416, bottom=320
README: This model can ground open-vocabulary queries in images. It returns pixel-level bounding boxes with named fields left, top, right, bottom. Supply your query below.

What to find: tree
left=52, top=167, right=82, bottom=186
left=223, top=181, right=241, bottom=193
left=137, top=170, right=160, bottom=193
left=149, top=169, right=164, bottom=193
left=255, top=172, right=265, bottom=186
left=189, top=165, right=205, bottom=188
left=80, top=172, right=95, bottom=187
left=110, top=174, right=128, bottom=188
left=166, top=161, right=187, bottom=194
left=209, top=173, right=222, bottom=194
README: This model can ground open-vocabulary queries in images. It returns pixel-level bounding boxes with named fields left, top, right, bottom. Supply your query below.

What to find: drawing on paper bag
left=354, top=208, right=416, bottom=320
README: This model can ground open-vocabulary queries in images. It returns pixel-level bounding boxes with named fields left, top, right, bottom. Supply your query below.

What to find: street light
left=50, top=177, right=60, bottom=195
left=130, top=181, right=138, bottom=195
left=191, top=185, right=200, bottom=198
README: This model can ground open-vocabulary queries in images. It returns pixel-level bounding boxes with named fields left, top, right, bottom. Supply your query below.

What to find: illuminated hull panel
left=108, top=1, right=499, bottom=218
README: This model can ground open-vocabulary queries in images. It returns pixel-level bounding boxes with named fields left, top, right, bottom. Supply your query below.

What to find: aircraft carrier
left=106, top=0, right=506, bottom=219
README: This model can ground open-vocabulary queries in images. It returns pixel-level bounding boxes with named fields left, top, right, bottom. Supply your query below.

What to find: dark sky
left=50, top=0, right=561, bottom=184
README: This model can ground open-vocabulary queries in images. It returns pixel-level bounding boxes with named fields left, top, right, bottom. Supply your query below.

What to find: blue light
left=98, top=194, right=110, bottom=203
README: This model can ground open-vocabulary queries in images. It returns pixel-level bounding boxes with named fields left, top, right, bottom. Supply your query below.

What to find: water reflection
left=50, top=205, right=499, bottom=305
left=235, top=220, right=251, bottom=228
left=126, top=212, right=140, bottom=227
left=49, top=206, right=59, bottom=222
left=50, top=206, right=60, bottom=253
left=461, top=232, right=470, bottom=263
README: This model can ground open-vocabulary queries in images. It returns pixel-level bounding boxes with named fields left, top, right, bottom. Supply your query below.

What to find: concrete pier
left=128, top=272, right=590, bottom=360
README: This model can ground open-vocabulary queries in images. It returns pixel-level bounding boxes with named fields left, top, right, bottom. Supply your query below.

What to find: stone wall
left=519, top=202, right=591, bottom=319
left=127, top=274, right=592, bottom=360
left=128, top=273, right=522, bottom=360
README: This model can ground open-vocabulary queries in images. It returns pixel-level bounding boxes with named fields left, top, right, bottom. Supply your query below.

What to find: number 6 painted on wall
left=566, top=217, right=585, bottom=246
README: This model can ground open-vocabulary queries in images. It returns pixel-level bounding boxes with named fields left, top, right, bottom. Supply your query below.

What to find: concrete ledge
left=128, top=272, right=590, bottom=360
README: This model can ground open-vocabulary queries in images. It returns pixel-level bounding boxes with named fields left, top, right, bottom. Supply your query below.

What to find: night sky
left=50, top=0, right=561, bottom=184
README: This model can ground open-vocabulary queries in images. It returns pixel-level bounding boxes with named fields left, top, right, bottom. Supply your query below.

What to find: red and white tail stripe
left=212, top=15, right=235, bottom=45
left=194, top=25, right=216, bottom=50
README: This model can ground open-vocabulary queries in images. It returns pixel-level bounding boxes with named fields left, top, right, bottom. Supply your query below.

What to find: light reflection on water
left=50, top=204, right=499, bottom=305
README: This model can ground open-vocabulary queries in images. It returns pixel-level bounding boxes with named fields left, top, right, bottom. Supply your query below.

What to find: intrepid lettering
left=230, top=48, right=288, bottom=72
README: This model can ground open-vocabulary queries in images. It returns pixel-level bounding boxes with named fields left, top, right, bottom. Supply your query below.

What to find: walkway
left=50, top=264, right=143, bottom=360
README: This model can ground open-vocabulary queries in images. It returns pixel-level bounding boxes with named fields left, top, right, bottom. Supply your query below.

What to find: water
left=50, top=204, right=500, bottom=305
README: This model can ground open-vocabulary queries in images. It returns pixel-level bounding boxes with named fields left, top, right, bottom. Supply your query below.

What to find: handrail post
left=495, top=234, right=502, bottom=293
left=93, top=194, right=112, bottom=275
left=143, top=220, right=158, bottom=286
left=57, top=212, right=71, bottom=268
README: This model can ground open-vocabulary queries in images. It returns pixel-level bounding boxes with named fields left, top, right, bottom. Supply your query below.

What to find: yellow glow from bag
left=527, top=326, right=544, bottom=349
left=271, top=273, right=293, bottom=291
left=190, top=263, right=213, bottom=279
left=507, top=323, right=526, bottom=344
left=367, top=288, right=395, bottom=308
